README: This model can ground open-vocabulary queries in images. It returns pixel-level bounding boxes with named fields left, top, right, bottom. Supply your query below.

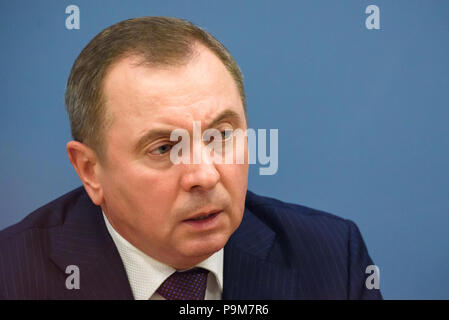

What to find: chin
left=181, top=232, right=229, bottom=260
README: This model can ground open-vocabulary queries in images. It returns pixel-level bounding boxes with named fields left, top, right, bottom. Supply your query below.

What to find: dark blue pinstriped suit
left=0, top=187, right=382, bottom=299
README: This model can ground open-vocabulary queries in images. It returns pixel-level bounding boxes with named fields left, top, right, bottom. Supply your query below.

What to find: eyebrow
left=133, top=109, right=244, bottom=153
left=134, top=129, right=174, bottom=153
left=208, top=109, right=243, bottom=129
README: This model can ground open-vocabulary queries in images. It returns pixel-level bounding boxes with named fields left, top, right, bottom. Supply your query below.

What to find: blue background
left=1, top=0, right=448, bottom=299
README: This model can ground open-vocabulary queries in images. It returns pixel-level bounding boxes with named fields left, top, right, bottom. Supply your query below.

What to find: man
left=0, top=17, right=382, bottom=300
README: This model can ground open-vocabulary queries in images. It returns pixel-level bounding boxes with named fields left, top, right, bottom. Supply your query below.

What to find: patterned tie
left=156, top=267, right=209, bottom=300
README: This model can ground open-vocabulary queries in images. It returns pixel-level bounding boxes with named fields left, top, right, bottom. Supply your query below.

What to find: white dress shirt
left=102, top=212, right=223, bottom=300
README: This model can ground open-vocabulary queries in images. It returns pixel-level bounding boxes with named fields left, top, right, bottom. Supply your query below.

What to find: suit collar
left=49, top=190, right=134, bottom=299
left=102, top=210, right=224, bottom=299
left=222, top=205, right=300, bottom=299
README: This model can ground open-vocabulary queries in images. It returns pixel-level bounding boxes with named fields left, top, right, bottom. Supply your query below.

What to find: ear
left=66, top=141, right=104, bottom=205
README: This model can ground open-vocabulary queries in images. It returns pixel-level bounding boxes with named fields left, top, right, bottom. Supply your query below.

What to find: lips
left=184, top=209, right=222, bottom=222
left=189, top=213, right=217, bottom=221
left=183, top=210, right=223, bottom=229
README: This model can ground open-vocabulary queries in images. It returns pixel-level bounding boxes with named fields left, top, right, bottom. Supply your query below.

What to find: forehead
left=102, top=46, right=244, bottom=133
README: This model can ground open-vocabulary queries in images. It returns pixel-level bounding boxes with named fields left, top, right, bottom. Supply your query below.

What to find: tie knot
left=157, top=267, right=209, bottom=300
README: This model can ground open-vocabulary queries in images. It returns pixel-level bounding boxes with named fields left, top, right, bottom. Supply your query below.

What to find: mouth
left=183, top=210, right=223, bottom=229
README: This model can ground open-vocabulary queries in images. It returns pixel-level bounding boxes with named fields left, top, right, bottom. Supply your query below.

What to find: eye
left=149, top=143, right=172, bottom=155
left=221, top=129, right=233, bottom=140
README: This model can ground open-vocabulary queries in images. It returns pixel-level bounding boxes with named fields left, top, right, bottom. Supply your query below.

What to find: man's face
left=97, top=45, right=248, bottom=269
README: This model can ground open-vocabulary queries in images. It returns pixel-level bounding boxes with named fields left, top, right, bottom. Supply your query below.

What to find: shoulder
left=0, top=186, right=87, bottom=267
left=243, top=190, right=381, bottom=299
left=245, top=189, right=358, bottom=240
left=0, top=187, right=87, bottom=298
left=0, top=187, right=85, bottom=242
left=244, top=190, right=367, bottom=266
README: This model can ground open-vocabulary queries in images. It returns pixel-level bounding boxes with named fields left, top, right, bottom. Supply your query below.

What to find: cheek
left=220, top=163, right=248, bottom=208
left=128, top=171, right=178, bottom=218
left=101, top=161, right=179, bottom=226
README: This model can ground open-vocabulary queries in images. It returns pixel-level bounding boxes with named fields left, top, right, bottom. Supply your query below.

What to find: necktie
left=156, top=267, right=209, bottom=300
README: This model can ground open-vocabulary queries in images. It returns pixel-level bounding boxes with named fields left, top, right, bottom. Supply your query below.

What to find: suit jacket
left=0, top=187, right=382, bottom=299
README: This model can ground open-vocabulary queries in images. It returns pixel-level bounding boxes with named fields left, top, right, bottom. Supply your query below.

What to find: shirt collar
left=102, top=211, right=223, bottom=300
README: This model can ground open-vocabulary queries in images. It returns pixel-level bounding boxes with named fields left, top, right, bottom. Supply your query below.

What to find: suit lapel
left=49, top=190, right=134, bottom=299
left=222, top=207, right=300, bottom=299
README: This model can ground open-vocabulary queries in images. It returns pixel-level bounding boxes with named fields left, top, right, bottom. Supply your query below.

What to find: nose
left=180, top=143, right=220, bottom=192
